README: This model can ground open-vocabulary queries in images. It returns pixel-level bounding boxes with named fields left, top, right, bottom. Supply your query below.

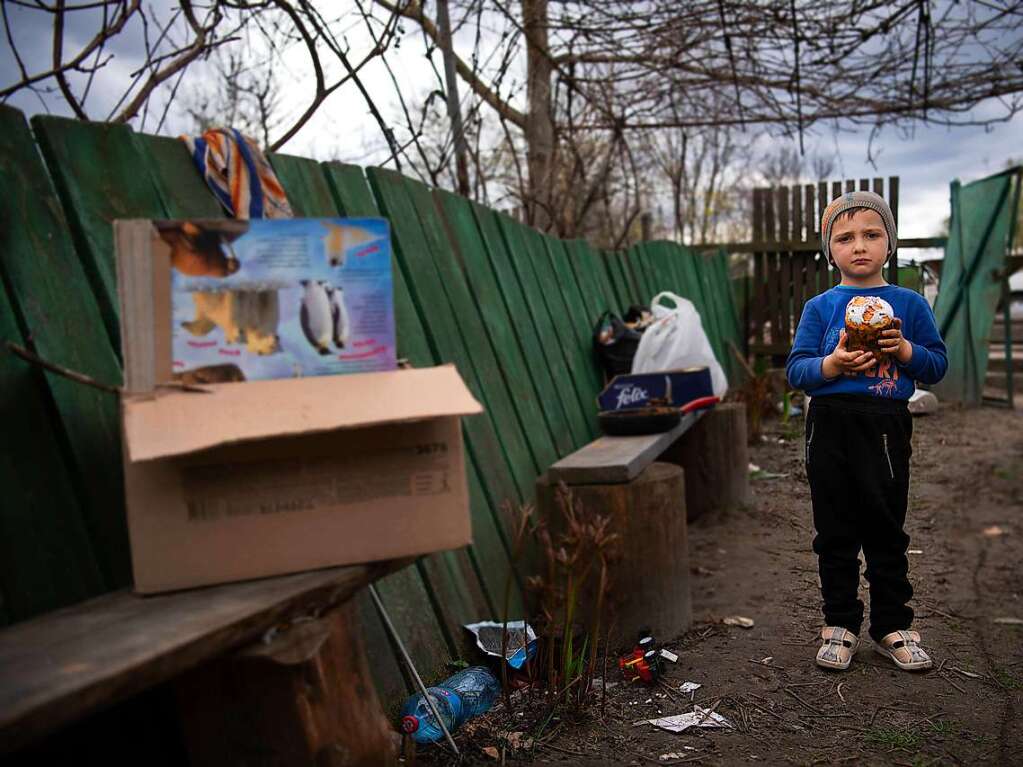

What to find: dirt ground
left=416, top=403, right=1023, bottom=766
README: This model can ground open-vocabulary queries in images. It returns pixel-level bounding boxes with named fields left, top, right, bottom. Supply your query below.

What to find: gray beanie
left=820, top=190, right=897, bottom=263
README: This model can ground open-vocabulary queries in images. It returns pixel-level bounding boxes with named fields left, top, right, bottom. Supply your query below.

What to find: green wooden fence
left=0, top=105, right=743, bottom=713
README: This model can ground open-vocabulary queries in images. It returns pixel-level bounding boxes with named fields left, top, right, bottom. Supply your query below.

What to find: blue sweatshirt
left=786, top=285, right=947, bottom=400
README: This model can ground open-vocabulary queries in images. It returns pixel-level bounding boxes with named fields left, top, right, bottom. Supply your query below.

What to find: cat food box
left=597, top=368, right=713, bottom=412
left=114, top=220, right=478, bottom=594
left=160, top=218, right=396, bottom=383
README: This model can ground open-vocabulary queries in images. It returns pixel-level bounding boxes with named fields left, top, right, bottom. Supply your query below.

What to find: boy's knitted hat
left=820, top=190, right=897, bottom=263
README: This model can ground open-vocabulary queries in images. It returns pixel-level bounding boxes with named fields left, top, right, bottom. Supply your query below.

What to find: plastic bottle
left=398, top=666, right=500, bottom=743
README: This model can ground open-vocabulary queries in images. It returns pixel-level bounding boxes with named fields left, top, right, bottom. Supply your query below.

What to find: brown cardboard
left=124, top=365, right=482, bottom=462
left=122, top=365, right=482, bottom=594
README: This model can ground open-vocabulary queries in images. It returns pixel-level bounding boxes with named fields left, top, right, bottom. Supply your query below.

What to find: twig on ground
left=629, top=749, right=705, bottom=765
left=938, top=672, right=967, bottom=694
left=908, top=711, right=947, bottom=728
left=948, top=665, right=985, bottom=681
left=694, top=697, right=724, bottom=727
left=748, top=658, right=788, bottom=670
left=836, top=682, right=846, bottom=703
left=784, top=686, right=846, bottom=716
left=539, top=741, right=589, bottom=757
left=920, top=603, right=960, bottom=620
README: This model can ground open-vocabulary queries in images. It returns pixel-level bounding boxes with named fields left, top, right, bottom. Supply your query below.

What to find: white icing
left=845, top=296, right=894, bottom=327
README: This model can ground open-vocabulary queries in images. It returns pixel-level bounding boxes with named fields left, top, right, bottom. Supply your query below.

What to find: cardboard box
left=121, top=365, right=482, bottom=593
left=597, top=367, right=713, bottom=412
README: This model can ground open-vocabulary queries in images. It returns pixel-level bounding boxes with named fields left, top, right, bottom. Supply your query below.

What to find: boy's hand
left=822, top=331, right=876, bottom=379
left=879, top=318, right=913, bottom=364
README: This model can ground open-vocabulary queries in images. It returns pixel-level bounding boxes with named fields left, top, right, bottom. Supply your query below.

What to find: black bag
left=593, top=311, right=643, bottom=379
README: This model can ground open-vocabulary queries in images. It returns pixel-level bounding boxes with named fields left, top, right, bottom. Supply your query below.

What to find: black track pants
left=805, top=394, right=914, bottom=641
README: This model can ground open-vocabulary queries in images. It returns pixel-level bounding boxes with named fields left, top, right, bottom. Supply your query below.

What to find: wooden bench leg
left=175, top=599, right=398, bottom=767
left=662, top=402, right=751, bottom=522
left=536, top=462, right=690, bottom=649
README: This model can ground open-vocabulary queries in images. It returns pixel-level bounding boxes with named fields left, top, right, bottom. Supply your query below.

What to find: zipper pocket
left=882, top=433, right=894, bottom=480
left=805, top=422, right=815, bottom=465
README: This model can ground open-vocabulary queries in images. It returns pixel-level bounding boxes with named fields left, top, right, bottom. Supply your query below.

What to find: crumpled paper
left=646, top=706, right=733, bottom=733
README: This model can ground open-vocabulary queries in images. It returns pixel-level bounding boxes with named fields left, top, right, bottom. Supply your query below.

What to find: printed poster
left=160, top=218, right=396, bottom=383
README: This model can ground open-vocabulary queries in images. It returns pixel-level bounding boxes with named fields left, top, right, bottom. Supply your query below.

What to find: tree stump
left=536, top=462, right=690, bottom=649
left=662, top=402, right=751, bottom=522
left=175, top=599, right=398, bottom=767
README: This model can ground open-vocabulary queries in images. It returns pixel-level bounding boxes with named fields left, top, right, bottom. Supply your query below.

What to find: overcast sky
left=3, top=1, right=1021, bottom=247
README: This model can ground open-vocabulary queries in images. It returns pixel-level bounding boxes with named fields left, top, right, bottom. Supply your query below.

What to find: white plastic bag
left=631, top=291, right=727, bottom=397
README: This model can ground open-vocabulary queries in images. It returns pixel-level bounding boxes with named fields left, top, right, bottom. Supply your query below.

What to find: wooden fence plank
left=889, top=176, right=900, bottom=286
left=267, top=153, right=338, bottom=216
left=496, top=217, right=592, bottom=449
left=614, top=251, right=642, bottom=305
left=753, top=189, right=766, bottom=348
left=13, top=113, right=133, bottom=589
left=602, top=251, right=629, bottom=309
left=831, top=182, right=843, bottom=286
left=563, top=239, right=608, bottom=323
left=792, top=186, right=806, bottom=327
left=777, top=188, right=792, bottom=347
left=0, top=285, right=105, bottom=622
left=356, top=591, right=411, bottom=707
left=634, top=244, right=661, bottom=298
left=470, top=205, right=577, bottom=457
left=692, top=248, right=730, bottom=374
left=817, top=182, right=830, bottom=295
left=531, top=234, right=601, bottom=437
left=545, top=238, right=605, bottom=379
left=804, top=184, right=816, bottom=242
left=31, top=116, right=167, bottom=353
left=366, top=168, right=525, bottom=512
left=627, top=249, right=655, bottom=302
left=321, top=162, right=381, bottom=217
left=402, top=177, right=540, bottom=498
left=142, top=136, right=223, bottom=218
left=433, top=190, right=561, bottom=472
left=764, top=189, right=780, bottom=346
left=575, top=240, right=619, bottom=313
left=713, top=249, right=744, bottom=368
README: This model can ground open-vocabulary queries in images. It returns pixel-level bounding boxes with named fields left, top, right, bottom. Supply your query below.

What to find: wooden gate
left=749, top=177, right=900, bottom=357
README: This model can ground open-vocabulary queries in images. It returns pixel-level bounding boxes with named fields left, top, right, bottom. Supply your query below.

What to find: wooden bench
left=538, top=402, right=750, bottom=647
left=0, top=563, right=403, bottom=762
left=0, top=103, right=748, bottom=760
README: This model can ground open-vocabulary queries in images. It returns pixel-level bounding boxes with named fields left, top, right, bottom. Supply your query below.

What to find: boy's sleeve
left=901, top=294, right=948, bottom=385
left=786, top=300, right=830, bottom=391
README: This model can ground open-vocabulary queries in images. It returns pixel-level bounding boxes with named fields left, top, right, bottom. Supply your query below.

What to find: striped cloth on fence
left=181, top=128, right=293, bottom=220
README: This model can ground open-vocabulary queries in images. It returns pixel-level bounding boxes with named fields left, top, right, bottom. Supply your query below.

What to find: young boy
left=786, top=190, right=947, bottom=672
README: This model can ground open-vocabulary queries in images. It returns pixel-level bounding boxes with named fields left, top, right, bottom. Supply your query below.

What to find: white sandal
left=816, top=627, right=859, bottom=670
left=874, top=630, right=933, bottom=671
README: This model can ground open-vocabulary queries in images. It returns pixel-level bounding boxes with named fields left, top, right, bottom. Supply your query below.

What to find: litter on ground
left=645, top=706, right=733, bottom=733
